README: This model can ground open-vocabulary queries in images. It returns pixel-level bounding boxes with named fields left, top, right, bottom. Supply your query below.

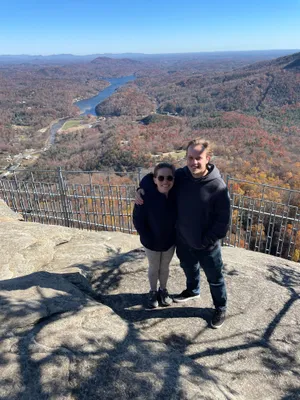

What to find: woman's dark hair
left=153, top=162, right=176, bottom=177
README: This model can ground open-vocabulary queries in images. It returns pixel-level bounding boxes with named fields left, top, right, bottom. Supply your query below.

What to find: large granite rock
left=0, top=199, right=299, bottom=399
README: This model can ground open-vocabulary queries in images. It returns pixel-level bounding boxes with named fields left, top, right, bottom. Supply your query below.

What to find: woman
left=133, top=162, right=176, bottom=309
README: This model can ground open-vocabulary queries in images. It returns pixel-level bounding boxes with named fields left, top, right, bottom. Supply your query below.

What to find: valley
left=0, top=51, right=299, bottom=198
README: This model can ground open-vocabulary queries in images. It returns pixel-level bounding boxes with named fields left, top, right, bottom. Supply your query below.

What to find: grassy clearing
left=61, top=120, right=82, bottom=131
left=11, top=125, right=31, bottom=130
left=163, top=150, right=186, bottom=160
left=151, top=150, right=186, bottom=163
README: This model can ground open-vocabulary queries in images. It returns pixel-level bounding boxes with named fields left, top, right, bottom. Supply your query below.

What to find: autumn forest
left=0, top=50, right=300, bottom=260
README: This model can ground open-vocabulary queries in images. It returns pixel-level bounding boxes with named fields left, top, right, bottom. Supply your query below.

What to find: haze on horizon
left=1, top=0, right=299, bottom=56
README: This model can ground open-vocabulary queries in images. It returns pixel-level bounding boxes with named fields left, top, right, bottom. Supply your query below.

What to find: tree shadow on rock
left=0, top=271, right=91, bottom=400
left=281, top=388, right=300, bottom=400
left=100, top=292, right=213, bottom=326
left=185, top=262, right=300, bottom=397
left=69, top=320, right=234, bottom=400
left=1, top=269, right=225, bottom=400
left=72, top=248, right=146, bottom=296
left=267, top=264, right=300, bottom=289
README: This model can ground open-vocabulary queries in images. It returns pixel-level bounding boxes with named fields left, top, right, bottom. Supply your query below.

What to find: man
left=136, top=138, right=230, bottom=328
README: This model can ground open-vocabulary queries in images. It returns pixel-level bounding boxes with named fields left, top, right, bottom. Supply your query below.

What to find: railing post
left=57, top=167, right=70, bottom=227
left=226, top=174, right=230, bottom=188
left=223, top=175, right=231, bottom=247
left=137, top=167, right=142, bottom=184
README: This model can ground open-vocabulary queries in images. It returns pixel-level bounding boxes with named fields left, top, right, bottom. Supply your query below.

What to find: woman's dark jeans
left=176, top=241, right=227, bottom=310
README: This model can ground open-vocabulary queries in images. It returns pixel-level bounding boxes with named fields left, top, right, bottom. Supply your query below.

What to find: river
left=49, top=75, right=136, bottom=144
left=75, top=75, right=136, bottom=116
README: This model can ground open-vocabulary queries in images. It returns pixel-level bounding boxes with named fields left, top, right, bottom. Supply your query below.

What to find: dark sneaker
left=159, top=288, right=172, bottom=307
left=173, top=289, right=200, bottom=303
left=211, top=309, right=226, bottom=329
left=147, top=290, right=159, bottom=309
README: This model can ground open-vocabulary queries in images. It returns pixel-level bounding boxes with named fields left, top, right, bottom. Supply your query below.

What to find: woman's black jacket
left=133, top=175, right=176, bottom=251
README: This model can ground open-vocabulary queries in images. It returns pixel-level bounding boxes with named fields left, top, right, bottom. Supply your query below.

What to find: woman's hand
left=135, top=188, right=145, bottom=205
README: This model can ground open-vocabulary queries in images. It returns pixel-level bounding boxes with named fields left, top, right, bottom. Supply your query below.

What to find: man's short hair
left=186, top=138, right=214, bottom=157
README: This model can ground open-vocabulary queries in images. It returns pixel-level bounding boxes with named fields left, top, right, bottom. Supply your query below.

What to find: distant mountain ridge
left=152, top=51, right=300, bottom=117
left=91, top=56, right=142, bottom=66
left=242, top=51, right=300, bottom=71
left=0, top=53, right=145, bottom=65
left=0, top=50, right=299, bottom=65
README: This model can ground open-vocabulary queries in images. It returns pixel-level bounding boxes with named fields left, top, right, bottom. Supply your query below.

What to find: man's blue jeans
left=176, top=241, right=227, bottom=310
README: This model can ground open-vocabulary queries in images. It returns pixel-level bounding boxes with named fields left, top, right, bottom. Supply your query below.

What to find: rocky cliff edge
left=0, top=199, right=299, bottom=400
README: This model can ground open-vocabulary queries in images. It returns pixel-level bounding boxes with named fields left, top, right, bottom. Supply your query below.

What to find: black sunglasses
left=157, top=175, right=174, bottom=182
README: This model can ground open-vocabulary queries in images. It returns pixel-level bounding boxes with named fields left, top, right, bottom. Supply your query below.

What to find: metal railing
left=0, top=168, right=139, bottom=233
left=225, top=177, right=300, bottom=261
left=1, top=168, right=299, bottom=262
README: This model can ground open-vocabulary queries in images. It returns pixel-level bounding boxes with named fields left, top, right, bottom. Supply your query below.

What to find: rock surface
left=0, top=199, right=300, bottom=399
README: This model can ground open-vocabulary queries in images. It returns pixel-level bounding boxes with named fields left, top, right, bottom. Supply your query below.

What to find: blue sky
left=0, top=0, right=299, bottom=55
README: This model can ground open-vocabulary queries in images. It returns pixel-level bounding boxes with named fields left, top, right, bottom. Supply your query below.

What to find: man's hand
left=135, top=188, right=145, bottom=205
